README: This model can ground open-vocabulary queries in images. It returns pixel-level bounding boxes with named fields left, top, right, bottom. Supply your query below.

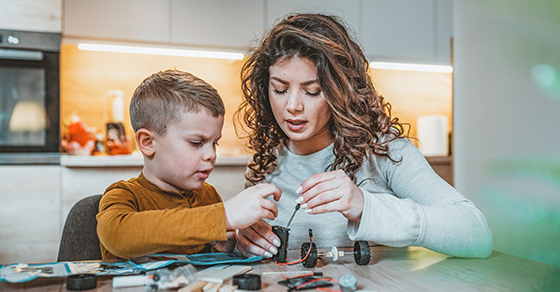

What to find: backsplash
left=60, top=43, right=452, bottom=156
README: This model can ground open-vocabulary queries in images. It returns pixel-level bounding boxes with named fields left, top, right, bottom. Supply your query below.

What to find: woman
left=234, top=13, right=492, bottom=259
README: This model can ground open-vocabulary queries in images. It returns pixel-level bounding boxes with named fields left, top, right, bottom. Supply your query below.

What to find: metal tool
left=286, top=204, right=300, bottom=227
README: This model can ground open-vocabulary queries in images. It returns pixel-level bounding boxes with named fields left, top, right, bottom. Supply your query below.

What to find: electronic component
left=232, top=273, right=261, bottom=290
left=66, top=274, right=97, bottom=291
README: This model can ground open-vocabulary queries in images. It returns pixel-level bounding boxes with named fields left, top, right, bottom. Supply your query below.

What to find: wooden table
left=2, top=246, right=559, bottom=291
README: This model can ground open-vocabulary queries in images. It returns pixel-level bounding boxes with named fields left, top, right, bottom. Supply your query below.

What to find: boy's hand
left=211, top=231, right=236, bottom=253
left=224, top=183, right=282, bottom=230
left=236, top=220, right=281, bottom=258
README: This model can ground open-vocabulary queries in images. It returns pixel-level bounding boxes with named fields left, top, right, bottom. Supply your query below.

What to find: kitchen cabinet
left=362, top=0, right=452, bottom=64
left=0, top=0, right=62, bottom=33
left=62, top=0, right=452, bottom=64
left=63, top=0, right=170, bottom=43
left=266, top=0, right=361, bottom=34
left=0, top=166, right=60, bottom=264
left=171, top=0, right=264, bottom=49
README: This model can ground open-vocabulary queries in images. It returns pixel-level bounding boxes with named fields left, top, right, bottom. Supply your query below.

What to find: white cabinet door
left=0, top=0, right=62, bottom=33
left=171, top=0, right=265, bottom=49
left=362, top=0, right=435, bottom=63
left=435, top=0, right=453, bottom=64
left=0, top=166, right=60, bottom=264
left=266, top=0, right=361, bottom=35
left=63, top=0, right=170, bottom=43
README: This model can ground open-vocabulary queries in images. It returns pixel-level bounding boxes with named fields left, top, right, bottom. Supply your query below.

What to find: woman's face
left=268, top=56, right=334, bottom=155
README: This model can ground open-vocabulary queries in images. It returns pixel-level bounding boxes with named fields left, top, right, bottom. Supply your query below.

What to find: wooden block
left=218, top=284, right=238, bottom=292
left=178, top=281, right=206, bottom=292
left=203, top=282, right=222, bottom=292
left=196, top=265, right=251, bottom=283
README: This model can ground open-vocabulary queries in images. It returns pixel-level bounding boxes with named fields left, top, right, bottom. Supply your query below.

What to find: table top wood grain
left=2, top=246, right=559, bottom=291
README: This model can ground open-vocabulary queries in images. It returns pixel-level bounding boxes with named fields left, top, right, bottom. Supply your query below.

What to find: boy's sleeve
left=96, top=188, right=227, bottom=259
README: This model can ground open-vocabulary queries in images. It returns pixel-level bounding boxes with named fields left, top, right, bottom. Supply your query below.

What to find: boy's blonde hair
left=130, top=69, right=225, bottom=135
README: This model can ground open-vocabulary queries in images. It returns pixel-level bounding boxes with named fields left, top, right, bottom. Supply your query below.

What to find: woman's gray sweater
left=257, top=137, right=492, bottom=258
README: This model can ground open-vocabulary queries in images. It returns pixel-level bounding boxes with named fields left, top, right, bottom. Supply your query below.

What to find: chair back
left=57, top=194, right=103, bottom=261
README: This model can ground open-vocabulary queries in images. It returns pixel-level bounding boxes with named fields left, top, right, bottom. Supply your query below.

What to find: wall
left=60, top=44, right=248, bottom=157
left=60, top=44, right=453, bottom=156
left=454, top=0, right=560, bottom=266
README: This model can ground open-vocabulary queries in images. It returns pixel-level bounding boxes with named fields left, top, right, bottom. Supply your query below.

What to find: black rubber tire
left=354, top=241, right=371, bottom=265
left=300, top=242, right=318, bottom=268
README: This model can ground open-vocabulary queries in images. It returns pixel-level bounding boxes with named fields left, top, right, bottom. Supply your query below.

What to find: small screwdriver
left=286, top=204, right=301, bottom=227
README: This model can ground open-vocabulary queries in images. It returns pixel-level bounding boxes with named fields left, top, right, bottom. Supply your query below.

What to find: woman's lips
left=287, top=119, right=306, bottom=131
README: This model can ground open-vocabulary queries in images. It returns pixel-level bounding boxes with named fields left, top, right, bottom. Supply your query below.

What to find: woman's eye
left=273, top=88, right=287, bottom=95
left=189, top=141, right=202, bottom=147
left=213, top=141, right=220, bottom=146
left=305, top=90, right=321, bottom=97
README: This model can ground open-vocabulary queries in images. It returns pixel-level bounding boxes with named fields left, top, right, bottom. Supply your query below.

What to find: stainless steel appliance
left=0, top=29, right=61, bottom=164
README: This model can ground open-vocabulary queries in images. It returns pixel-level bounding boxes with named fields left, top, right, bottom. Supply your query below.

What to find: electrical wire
left=275, top=236, right=313, bottom=266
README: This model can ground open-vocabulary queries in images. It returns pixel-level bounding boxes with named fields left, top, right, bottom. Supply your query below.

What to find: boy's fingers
left=261, top=198, right=278, bottom=217
left=257, top=183, right=282, bottom=201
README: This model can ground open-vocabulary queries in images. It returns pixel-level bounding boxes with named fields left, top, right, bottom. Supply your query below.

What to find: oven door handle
left=0, top=48, right=43, bottom=61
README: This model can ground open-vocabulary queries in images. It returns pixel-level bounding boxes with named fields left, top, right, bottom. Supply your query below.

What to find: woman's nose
left=286, top=91, right=303, bottom=113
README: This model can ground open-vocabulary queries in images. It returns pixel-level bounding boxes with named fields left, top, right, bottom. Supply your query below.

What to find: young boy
left=97, top=69, right=282, bottom=260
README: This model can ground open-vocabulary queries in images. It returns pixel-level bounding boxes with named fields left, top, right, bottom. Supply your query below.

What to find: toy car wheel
left=300, top=242, right=317, bottom=268
left=353, top=241, right=371, bottom=265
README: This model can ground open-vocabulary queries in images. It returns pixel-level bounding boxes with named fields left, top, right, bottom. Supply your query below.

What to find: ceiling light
left=77, top=43, right=244, bottom=60
left=370, top=61, right=453, bottom=73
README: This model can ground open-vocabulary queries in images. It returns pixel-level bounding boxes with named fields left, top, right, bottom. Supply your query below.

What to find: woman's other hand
left=236, top=220, right=281, bottom=258
left=210, top=230, right=236, bottom=253
left=297, top=169, right=364, bottom=221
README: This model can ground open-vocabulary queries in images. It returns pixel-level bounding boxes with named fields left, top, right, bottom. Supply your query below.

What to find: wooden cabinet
left=63, top=0, right=170, bottom=43
left=0, top=166, right=61, bottom=264
left=0, top=0, right=62, bottom=33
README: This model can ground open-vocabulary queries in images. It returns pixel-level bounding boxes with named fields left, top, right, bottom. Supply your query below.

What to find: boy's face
left=150, top=109, right=224, bottom=192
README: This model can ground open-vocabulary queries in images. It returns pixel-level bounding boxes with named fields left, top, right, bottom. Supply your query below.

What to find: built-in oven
left=0, top=29, right=61, bottom=164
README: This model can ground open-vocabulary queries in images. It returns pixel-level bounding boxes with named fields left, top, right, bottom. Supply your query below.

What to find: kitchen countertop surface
left=61, top=153, right=251, bottom=167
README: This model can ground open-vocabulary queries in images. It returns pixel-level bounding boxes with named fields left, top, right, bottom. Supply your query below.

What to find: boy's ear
left=135, top=129, right=155, bottom=157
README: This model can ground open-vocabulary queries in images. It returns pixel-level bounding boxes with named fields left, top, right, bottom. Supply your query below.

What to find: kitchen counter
left=60, top=153, right=251, bottom=168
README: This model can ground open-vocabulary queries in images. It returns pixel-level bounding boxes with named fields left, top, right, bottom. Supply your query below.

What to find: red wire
left=275, top=237, right=313, bottom=266
left=296, top=278, right=338, bottom=290
left=317, top=287, right=341, bottom=292
left=280, top=272, right=315, bottom=280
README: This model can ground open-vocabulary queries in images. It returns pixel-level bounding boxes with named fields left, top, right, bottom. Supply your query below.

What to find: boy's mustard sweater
left=97, top=172, right=227, bottom=259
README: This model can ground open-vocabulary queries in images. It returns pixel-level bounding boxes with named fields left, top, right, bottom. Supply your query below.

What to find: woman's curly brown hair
left=235, top=13, right=407, bottom=185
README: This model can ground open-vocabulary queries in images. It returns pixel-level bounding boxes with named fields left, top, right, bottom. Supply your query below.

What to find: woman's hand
left=297, top=169, right=364, bottom=221
left=210, top=231, right=236, bottom=252
left=236, top=220, right=281, bottom=258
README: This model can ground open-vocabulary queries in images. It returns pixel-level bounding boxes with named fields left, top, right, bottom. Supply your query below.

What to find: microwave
left=0, top=29, right=61, bottom=164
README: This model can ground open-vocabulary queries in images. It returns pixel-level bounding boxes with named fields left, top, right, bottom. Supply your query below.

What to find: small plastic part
left=338, top=273, right=358, bottom=292
left=272, top=225, right=290, bottom=263
left=232, top=274, right=261, bottom=290
left=112, top=275, right=153, bottom=288
left=353, top=241, right=371, bottom=265
left=300, top=242, right=318, bottom=268
left=66, top=274, right=97, bottom=291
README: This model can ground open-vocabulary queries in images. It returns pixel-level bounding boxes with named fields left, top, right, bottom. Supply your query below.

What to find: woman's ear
left=135, top=129, right=155, bottom=157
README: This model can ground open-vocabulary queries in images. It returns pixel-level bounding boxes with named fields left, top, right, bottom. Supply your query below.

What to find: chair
left=57, top=194, right=103, bottom=262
